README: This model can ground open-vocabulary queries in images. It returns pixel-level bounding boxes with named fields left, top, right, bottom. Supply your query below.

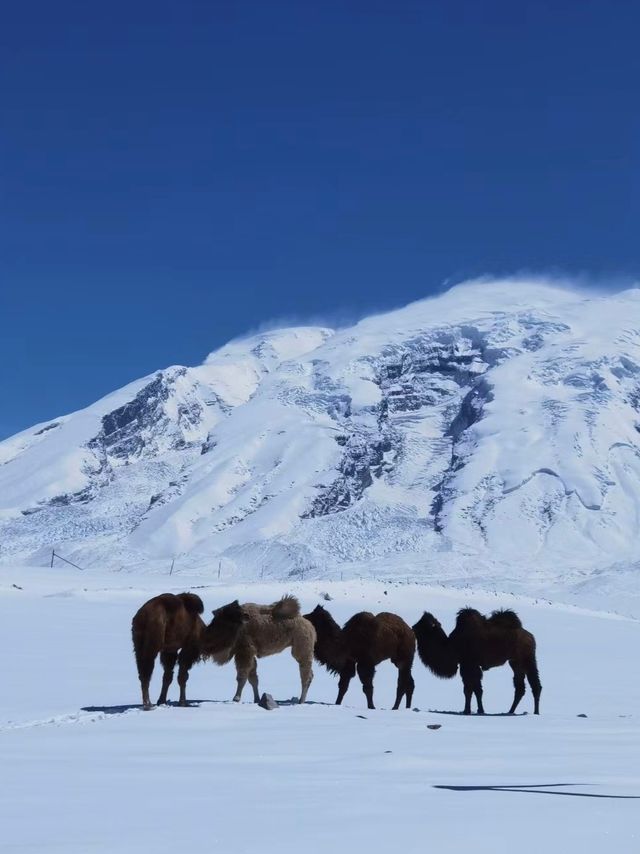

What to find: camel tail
left=131, top=613, right=164, bottom=681
left=489, top=608, right=522, bottom=630
left=177, top=592, right=205, bottom=615
left=271, top=594, right=300, bottom=619
left=132, top=627, right=149, bottom=680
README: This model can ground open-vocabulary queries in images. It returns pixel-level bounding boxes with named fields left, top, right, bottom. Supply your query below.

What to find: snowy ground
left=1, top=567, right=639, bottom=853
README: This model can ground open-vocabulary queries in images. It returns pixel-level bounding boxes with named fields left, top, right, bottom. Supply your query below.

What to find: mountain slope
left=1, top=279, right=640, bottom=594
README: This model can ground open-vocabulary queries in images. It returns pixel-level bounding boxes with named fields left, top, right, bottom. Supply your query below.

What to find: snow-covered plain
left=1, top=567, right=639, bottom=853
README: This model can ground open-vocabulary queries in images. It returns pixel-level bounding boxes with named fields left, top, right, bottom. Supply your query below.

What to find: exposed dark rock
left=34, top=422, right=60, bottom=436
left=304, top=328, right=500, bottom=521
left=258, top=693, right=278, bottom=710
left=47, top=486, right=95, bottom=506
left=200, top=432, right=217, bottom=454
left=431, top=378, right=494, bottom=532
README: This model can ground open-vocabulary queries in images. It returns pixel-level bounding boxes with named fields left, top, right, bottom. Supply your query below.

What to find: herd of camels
left=132, top=592, right=542, bottom=715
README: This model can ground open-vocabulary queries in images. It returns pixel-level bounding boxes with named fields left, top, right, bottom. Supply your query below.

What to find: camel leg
left=526, top=661, right=542, bottom=715
left=233, top=650, right=253, bottom=702
left=248, top=658, right=260, bottom=704
left=135, top=646, right=156, bottom=710
left=405, top=670, right=415, bottom=709
left=460, top=662, right=484, bottom=714
left=391, top=660, right=415, bottom=710
left=401, top=667, right=415, bottom=709
left=297, top=660, right=313, bottom=704
left=177, top=649, right=198, bottom=706
left=336, top=661, right=356, bottom=705
left=291, top=633, right=314, bottom=704
left=392, top=666, right=405, bottom=710
left=157, top=651, right=178, bottom=705
left=508, top=662, right=526, bottom=715
left=356, top=661, right=376, bottom=710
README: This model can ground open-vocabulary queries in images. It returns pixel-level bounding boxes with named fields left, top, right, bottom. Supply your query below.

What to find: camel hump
left=343, top=611, right=376, bottom=632
left=455, top=607, right=484, bottom=628
left=489, top=608, right=522, bottom=630
left=271, top=595, right=300, bottom=620
left=155, top=593, right=183, bottom=614
left=177, top=592, right=205, bottom=615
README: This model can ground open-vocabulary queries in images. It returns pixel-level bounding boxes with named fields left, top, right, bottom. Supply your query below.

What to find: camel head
left=302, top=604, right=337, bottom=631
left=200, top=599, right=249, bottom=662
left=412, top=612, right=444, bottom=635
left=303, top=603, right=345, bottom=637
left=211, top=599, right=249, bottom=624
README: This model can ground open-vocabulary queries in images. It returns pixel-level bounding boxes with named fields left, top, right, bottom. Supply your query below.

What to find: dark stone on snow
left=258, top=693, right=278, bottom=710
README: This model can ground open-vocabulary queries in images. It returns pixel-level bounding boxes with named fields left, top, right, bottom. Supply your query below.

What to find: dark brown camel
left=131, top=592, right=205, bottom=709
left=413, top=607, right=542, bottom=715
left=303, top=605, right=415, bottom=710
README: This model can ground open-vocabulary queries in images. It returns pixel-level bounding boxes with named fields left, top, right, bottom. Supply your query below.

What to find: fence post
left=169, top=558, right=175, bottom=576
left=50, top=549, right=55, bottom=568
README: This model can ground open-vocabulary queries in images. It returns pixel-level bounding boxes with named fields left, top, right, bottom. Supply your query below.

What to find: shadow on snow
left=434, top=783, right=640, bottom=799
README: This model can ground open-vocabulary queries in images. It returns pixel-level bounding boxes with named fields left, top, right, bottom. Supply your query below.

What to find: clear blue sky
left=2, top=0, right=639, bottom=439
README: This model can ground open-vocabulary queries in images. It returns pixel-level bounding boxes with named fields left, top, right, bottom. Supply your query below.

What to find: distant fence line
left=50, top=549, right=84, bottom=571
left=49, top=549, right=324, bottom=581
left=45, top=551, right=341, bottom=581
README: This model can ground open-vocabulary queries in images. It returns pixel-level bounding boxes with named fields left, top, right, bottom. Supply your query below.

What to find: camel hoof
left=143, top=703, right=154, bottom=711
left=232, top=697, right=241, bottom=703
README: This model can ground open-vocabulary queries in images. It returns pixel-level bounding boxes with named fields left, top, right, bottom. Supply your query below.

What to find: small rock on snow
left=259, top=693, right=278, bottom=711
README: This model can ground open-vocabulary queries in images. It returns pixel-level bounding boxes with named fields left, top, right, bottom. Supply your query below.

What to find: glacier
left=1, top=277, right=639, bottom=608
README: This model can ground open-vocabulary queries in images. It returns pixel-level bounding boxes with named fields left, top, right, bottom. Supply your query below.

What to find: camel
left=131, top=592, right=205, bottom=709
left=303, top=605, right=415, bottom=710
left=413, top=607, right=542, bottom=715
left=200, top=595, right=316, bottom=704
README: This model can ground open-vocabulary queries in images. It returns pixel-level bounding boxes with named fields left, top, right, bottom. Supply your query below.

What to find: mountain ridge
left=2, top=278, right=639, bottom=605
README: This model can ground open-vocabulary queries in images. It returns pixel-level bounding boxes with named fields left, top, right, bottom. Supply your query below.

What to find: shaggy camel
left=413, top=608, right=542, bottom=715
left=131, top=592, right=205, bottom=709
left=200, top=595, right=316, bottom=704
left=303, top=605, right=415, bottom=710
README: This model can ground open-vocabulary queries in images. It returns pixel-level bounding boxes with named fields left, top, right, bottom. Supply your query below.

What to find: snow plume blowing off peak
left=1, top=276, right=639, bottom=611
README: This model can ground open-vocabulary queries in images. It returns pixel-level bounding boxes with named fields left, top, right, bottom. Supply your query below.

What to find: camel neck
left=313, top=613, right=346, bottom=670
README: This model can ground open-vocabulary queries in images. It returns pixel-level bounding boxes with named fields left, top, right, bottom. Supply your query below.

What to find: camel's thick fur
left=201, top=595, right=316, bottom=704
left=413, top=607, right=542, bottom=715
left=303, top=605, right=416, bottom=710
left=131, top=592, right=205, bottom=709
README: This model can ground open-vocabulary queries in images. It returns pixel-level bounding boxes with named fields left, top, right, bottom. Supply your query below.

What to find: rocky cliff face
left=1, top=280, right=639, bottom=587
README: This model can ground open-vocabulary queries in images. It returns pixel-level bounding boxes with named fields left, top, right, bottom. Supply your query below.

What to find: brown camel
left=131, top=592, right=205, bottom=709
left=413, top=607, right=542, bottom=715
left=200, top=595, right=316, bottom=704
left=303, top=605, right=415, bottom=710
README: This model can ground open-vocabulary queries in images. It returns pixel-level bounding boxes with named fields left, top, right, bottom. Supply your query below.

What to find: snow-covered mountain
left=2, top=278, right=640, bottom=595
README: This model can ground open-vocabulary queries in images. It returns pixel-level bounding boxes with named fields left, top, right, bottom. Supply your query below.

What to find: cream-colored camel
left=200, top=596, right=316, bottom=703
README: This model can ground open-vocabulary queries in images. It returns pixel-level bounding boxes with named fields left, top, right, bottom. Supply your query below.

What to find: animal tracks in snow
left=0, top=705, right=148, bottom=733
